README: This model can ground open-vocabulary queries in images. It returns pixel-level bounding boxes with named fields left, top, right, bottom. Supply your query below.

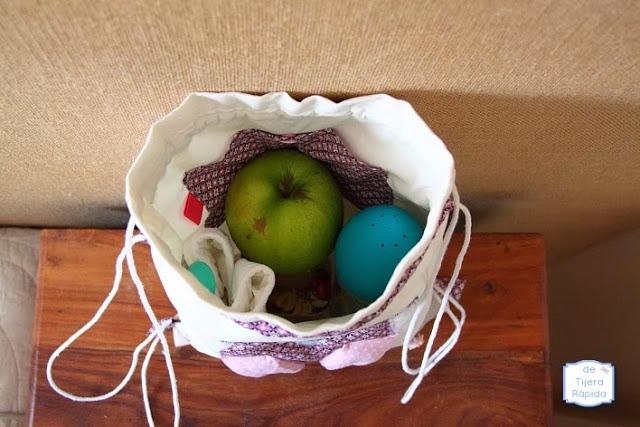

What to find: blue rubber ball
left=335, top=205, right=423, bottom=303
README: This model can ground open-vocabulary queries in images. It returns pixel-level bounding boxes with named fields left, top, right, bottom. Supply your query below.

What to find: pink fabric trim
left=320, top=334, right=397, bottom=370
left=221, top=355, right=305, bottom=378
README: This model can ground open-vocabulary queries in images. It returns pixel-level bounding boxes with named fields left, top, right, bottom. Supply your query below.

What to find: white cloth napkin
left=229, top=258, right=275, bottom=312
left=183, top=227, right=235, bottom=299
left=183, top=226, right=275, bottom=312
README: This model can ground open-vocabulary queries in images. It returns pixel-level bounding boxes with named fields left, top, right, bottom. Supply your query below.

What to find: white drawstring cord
left=124, top=219, right=180, bottom=427
left=401, top=188, right=462, bottom=376
left=400, top=190, right=472, bottom=403
left=47, top=199, right=468, bottom=411
left=46, top=219, right=180, bottom=427
left=142, top=335, right=162, bottom=424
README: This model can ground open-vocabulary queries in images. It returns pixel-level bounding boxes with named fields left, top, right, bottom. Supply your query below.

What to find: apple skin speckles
left=253, top=217, right=267, bottom=233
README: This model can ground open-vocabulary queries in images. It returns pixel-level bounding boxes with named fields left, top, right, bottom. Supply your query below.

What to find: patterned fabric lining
left=233, top=320, right=297, bottom=338
left=183, top=128, right=394, bottom=228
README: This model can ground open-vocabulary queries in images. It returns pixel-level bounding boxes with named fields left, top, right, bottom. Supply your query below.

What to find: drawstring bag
left=47, top=92, right=471, bottom=426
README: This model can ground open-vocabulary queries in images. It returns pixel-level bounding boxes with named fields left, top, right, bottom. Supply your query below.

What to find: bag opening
left=126, top=92, right=455, bottom=337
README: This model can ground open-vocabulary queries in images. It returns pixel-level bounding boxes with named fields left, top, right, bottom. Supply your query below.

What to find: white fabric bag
left=47, top=92, right=471, bottom=426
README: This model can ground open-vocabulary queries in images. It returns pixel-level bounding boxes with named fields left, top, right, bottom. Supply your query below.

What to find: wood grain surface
left=29, top=230, right=550, bottom=426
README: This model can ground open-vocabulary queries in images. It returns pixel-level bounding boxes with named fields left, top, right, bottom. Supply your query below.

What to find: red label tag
left=184, top=192, right=204, bottom=225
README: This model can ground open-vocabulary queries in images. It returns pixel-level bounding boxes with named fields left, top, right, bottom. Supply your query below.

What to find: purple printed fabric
left=183, top=128, right=394, bottom=228
left=434, top=277, right=465, bottom=301
left=233, top=320, right=297, bottom=338
left=440, top=198, right=455, bottom=222
left=221, top=320, right=394, bottom=362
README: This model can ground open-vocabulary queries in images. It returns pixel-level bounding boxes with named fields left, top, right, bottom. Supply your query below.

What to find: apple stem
left=278, top=169, right=307, bottom=200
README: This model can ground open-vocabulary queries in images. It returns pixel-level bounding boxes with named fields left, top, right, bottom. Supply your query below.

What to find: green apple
left=225, top=149, right=343, bottom=274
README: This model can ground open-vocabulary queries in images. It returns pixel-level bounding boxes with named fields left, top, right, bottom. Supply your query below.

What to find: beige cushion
left=0, top=229, right=39, bottom=427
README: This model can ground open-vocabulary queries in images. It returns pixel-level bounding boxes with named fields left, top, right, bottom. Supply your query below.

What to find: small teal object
left=188, top=261, right=217, bottom=294
left=335, top=205, right=423, bottom=303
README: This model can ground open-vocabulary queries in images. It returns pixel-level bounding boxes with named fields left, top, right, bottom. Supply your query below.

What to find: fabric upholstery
left=0, top=229, right=39, bottom=427
left=1, top=0, right=638, bottom=259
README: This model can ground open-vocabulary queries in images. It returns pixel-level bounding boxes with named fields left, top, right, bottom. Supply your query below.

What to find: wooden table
left=29, top=230, right=550, bottom=426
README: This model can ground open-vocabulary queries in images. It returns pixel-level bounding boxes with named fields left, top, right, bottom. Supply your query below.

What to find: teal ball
left=335, top=205, right=423, bottom=303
